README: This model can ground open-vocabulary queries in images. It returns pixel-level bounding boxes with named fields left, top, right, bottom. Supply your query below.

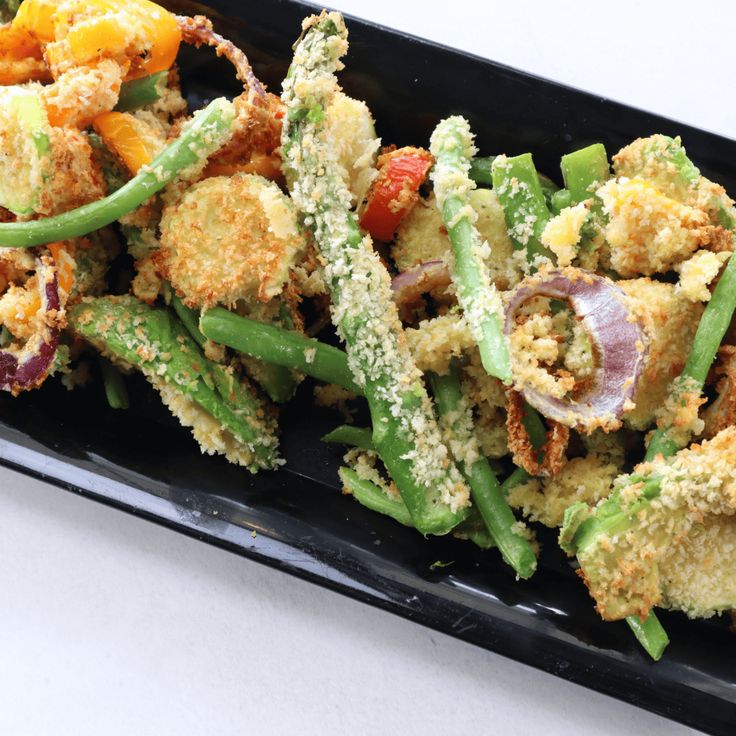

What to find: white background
left=2, top=0, right=729, bottom=733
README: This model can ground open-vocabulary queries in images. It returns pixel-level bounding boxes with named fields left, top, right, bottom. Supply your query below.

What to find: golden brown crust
left=702, top=345, right=736, bottom=439
left=505, top=389, right=569, bottom=476
left=36, top=127, right=106, bottom=216
left=176, top=15, right=283, bottom=169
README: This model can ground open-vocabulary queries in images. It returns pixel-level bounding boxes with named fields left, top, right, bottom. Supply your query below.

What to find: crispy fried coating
left=156, top=173, right=306, bottom=309
left=619, top=278, right=703, bottom=430
left=392, top=190, right=520, bottom=289
left=702, top=346, right=736, bottom=439
left=506, top=388, right=569, bottom=476
left=36, top=126, right=106, bottom=215
left=578, top=427, right=736, bottom=620
left=598, top=177, right=716, bottom=277
left=508, top=453, right=619, bottom=528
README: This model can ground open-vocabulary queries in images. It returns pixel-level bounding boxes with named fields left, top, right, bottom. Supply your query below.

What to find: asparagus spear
left=430, top=117, right=512, bottom=383
left=281, top=12, right=469, bottom=535
left=69, top=296, right=279, bottom=472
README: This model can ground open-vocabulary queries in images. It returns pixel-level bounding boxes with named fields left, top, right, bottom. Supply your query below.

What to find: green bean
left=430, top=116, right=512, bottom=383
left=429, top=366, right=537, bottom=578
left=115, top=72, right=168, bottom=112
left=0, top=98, right=235, bottom=248
left=626, top=613, right=670, bottom=662
left=340, top=467, right=495, bottom=549
left=468, top=156, right=495, bottom=187
left=560, top=143, right=610, bottom=204
left=322, top=425, right=374, bottom=451
left=491, top=152, right=552, bottom=264
left=200, top=306, right=361, bottom=394
left=282, top=12, right=469, bottom=536
left=171, top=293, right=208, bottom=348
left=69, top=295, right=278, bottom=471
left=99, top=358, right=129, bottom=410
left=550, top=188, right=573, bottom=214
left=500, top=466, right=531, bottom=496
left=172, top=294, right=297, bottom=403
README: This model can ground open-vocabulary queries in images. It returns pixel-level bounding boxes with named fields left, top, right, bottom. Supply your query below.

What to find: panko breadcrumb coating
left=578, top=427, right=736, bottom=620
left=156, top=173, right=306, bottom=309
left=598, top=177, right=715, bottom=277
left=37, top=126, right=106, bottom=215
left=508, top=454, right=619, bottom=528
left=619, top=278, right=703, bottom=430
left=392, top=190, right=520, bottom=289
left=323, top=91, right=380, bottom=207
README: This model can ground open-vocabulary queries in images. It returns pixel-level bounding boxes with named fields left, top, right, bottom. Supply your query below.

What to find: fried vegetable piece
left=157, top=173, right=305, bottom=309
left=562, top=427, right=736, bottom=622
left=68, top=295, right=279, bottom=472
left=281, top=11, right=469, bottom=535
left=359, top=146, right=432, bottom=242
left=619, top=278, right=702, bottom=431
left=0, top=97, right=235, bottom=247
left=622, top=136, right=736, bottom=458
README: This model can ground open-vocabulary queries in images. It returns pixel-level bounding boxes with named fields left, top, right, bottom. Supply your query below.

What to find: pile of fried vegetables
left=1, top=1, right=735, bottom=661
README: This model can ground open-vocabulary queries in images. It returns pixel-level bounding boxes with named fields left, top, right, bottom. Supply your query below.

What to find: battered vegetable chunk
left=619, top=278, right=703, bottom=430
left=157, top=173, right=306, bottom=309
left=0, top=85, right=50, bottom=215
left=567, top=427, right=736, bottom=621
left=598, top=177, right=714, bottom=277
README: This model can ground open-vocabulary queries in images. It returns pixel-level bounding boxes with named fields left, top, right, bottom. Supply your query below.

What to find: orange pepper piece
left=14, top=0, right=57, bottom=44
left=48, top=242, right=75, bottom=295
left=92, top=112, right=156, bottom=174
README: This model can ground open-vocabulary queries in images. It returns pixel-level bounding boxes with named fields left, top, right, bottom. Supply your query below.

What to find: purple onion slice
left=391, top=260, right=451, bottom=305
left=504, top=268, right=647, bottom=432
left=0, top=257, right=61, bottom=395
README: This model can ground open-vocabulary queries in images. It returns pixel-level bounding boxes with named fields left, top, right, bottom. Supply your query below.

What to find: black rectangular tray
left=2, top=1, right=735, bottom=732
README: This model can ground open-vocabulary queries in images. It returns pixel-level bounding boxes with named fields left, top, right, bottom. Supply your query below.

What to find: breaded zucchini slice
left=157, top=173, right=306, bottom=309
left=0, top=85, right=51, bottom=215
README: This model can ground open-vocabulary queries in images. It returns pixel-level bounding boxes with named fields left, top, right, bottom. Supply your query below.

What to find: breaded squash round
left=157, top=173, right=306, bottom=309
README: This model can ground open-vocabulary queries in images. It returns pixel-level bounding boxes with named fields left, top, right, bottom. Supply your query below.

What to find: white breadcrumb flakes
left=597, top=176, right=713, bottom=276
left=540, top=202, right=589, bottom=267
left=404, top=313, right=475, bottom=374
left=674, top=249, right=731, bottom=302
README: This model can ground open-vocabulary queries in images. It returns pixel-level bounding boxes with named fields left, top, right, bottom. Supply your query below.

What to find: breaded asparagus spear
left=281, top=12, right=469, bottom=535
left=69, top=295, right=279, bottom=472
left=429, top=117, right=512, bottom=383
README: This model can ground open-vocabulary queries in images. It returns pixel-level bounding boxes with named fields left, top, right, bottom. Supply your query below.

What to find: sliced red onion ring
left=504, top=268, right=647, bottom=431
left=391, top=260, right=451, bottom=305
left=0, top=257, right=60, bottom=395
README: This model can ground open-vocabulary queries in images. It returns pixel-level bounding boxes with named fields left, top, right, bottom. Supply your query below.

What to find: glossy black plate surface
left=2, top=1, right=736, bottom=732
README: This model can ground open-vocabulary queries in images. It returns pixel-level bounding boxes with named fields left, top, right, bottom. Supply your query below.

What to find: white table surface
left=2, top=1, right=730, bottom=733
